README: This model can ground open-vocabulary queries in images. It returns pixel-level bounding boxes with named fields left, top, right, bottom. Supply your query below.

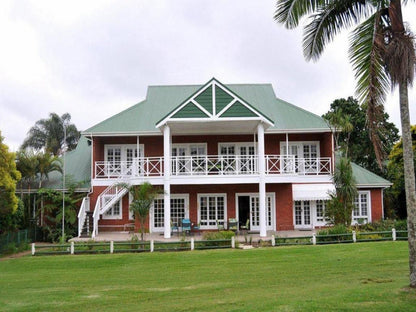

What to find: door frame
left=235, top=192, right=276, bottom=232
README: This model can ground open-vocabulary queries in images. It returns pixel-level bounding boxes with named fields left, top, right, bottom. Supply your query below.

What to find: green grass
left=0, top=242, right=415, bottom=311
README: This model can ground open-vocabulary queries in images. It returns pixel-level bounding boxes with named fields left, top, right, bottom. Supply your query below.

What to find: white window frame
left=235, top=192, right=275, bottom=231
left=149, top=194, right=189, bottom=233
left=104, top=144, right=144, bottom=162
left=197, top=194, right=227, bottom=230
left=279, top=141, right=320, bottom=158
left=102, top=198, right=122, bottom=220
left=293, top=200, right=312, bottom=229
left=171, top=143, right=207, bottom=156
left=218, top=142, right=257, bottom=155
left=352, top=191, right=371, bottom=224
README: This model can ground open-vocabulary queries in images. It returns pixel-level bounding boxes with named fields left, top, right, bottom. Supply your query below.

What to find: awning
left=292, top=183, right=335, bottom=201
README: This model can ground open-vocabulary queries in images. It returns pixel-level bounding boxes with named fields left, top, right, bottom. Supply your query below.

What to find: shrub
left=201, top=231, right=234, bottom=247
left=317, top=224, right=352, bottom=243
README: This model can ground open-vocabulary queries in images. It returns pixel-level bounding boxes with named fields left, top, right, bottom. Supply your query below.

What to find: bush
left=201, top=231, right=234, bottom=248
left=317, top=224, right=352, bottom=243
left=203, top=230, right=235, bottom=241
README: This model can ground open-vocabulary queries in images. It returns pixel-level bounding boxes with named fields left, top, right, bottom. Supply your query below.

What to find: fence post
left=312, top=233, right=316, bottom=245
left=150, top=240, right=154, bottom=252
left=191, top=238, right=195, bottom=250
left=31, top=243, right=35, bottom=256
left=352, top=231, right=356, bottom=243
left=231, top=236, right=235, bottom=249
left=70, top=241, right=74, bottom=255
left=17, top=231, right=20, bottom=244
left=110, top=241, right=114, bottom=254
left=392, top=228, right=396, bottom=241
left=271, top=235, right=275, bottom=247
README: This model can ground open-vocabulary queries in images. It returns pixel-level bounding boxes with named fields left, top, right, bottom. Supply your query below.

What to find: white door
left=294, top=201, right=312, bottom=229
left=239, top=145, right=256, bottom=173
left=220, top=145, right=236, bottom=173
left=172, top=147, right=187, bottom=174
left=247, top=195, right=274, bottom=232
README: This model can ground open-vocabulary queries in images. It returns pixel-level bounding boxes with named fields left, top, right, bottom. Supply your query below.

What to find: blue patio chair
left=171, top=221, right=179, bottom=236
left=182, top=218, right=192, bottom=235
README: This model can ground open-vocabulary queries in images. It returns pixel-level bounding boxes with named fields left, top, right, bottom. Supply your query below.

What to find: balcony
left=94, top=155, right=332, bottom=179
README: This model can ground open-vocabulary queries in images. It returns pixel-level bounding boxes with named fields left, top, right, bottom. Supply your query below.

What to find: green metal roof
left=83, top=79, right=328, bottom=135
left=351, top=162, right=391, bottom=188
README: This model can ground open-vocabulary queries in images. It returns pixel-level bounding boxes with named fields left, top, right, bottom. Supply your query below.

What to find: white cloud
left=0, top=0, right=415, bottom=151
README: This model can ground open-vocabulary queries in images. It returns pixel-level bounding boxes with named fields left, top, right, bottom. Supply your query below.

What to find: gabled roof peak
left=155, top=78, right=274, bottom=128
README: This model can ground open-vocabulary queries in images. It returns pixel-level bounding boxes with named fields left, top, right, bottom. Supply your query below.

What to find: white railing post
left=71, top=241, right=74, bottom=255
left=231, top=236, right=235, bottom=249
left=150, top=240, right=154, bottom=252
left=32, top=243, right=35, bottom=256
left=110, top=241, right=114, bottom=253
left=191, top=238, right=195, bottom=250
left=392, top=228, right=396, bottom=241
left=352, top=231, right=357, bottom=243
left=312, top=233, right=316, bottom=245
left=271, top=235, right=275, bottom=246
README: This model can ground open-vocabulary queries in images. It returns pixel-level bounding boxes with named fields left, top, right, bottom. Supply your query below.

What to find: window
left=353, top=192, right=370, bottom=223
left=103, top=199, right=122, bottom=219
left=199, top=194, right=226, bottom=228
left=172, top=144, right=207, bottom=174
left=316, top=200, right=326, bottom=222
left=151, top=195, right=188, bottom=230
left=280, top=142, right=320, bottom=173
left=219, top=142, right=257, bottom=173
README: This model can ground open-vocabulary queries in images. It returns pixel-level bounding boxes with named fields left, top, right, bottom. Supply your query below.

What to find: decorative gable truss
left=156, top=78, right=274, bottom=127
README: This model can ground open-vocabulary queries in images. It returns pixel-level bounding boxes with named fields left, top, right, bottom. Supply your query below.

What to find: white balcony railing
left=94, top=155, right=332, bottom=179
left=266, top=155, right=331, bottom=175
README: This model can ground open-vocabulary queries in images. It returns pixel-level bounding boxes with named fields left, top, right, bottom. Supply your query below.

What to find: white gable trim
left=156, top=78, right=274, bottom=128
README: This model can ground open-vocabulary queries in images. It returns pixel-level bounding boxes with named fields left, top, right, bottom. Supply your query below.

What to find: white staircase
left=91, top=183, right=128, bottom=238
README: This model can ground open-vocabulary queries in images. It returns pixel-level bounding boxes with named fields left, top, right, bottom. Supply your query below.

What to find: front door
left=294, top=201, right=312, bottom=229
left=237, top=194, right=274, bottom=232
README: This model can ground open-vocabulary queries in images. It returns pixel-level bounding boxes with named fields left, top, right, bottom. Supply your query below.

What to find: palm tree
left=36, top=152, right=62, bottom=189
left=275, top=0, right=416, bottom=287
left=117, top=182, right=163, bottom=241
left=15, top=150, right=38, bottom=224
left=21, top=113, right=80, bottom=156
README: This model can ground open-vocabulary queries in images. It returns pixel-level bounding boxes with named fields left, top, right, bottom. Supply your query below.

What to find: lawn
left=0, top=242, right=415, bottom=311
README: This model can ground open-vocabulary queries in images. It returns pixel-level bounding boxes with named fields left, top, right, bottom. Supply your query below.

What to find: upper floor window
left=105, top=144, right=144, bottom=163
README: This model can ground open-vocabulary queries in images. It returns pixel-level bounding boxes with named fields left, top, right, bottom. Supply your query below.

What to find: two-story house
left=69, top=78, right=390, bottom=239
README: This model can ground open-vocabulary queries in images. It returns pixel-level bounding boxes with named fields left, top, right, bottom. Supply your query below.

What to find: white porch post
left=257, top=123, right=267, bottom=237
left=163, top=125, right=171, bottom=238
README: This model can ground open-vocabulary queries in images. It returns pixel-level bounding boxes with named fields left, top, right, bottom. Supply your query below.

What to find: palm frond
left=274, top=0, right=324, bottom=29
left=303, top=0, right=375, bottom=61
left=349, top=12, right=390, bottom=167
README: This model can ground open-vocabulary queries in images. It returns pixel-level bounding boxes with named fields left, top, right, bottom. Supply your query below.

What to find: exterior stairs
left=79, top=211, right=94, bottom=238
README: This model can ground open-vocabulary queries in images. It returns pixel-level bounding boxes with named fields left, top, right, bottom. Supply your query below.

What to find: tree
left=36, top=153, right=62, bottom=189
left=323, top=97, right=399, bottom=176
left=0, top=131, right=21, bottom=233
left=118, top=182, right=163, bottom=241
left=21, top=113, right=80, bottom=156
left=15, top=150, right=38, bottom=225
left=387, top=125, right=416, bottom=218
left=329, top=157, right=358, bottom=226
left=275, top=0, right=416, bottom=288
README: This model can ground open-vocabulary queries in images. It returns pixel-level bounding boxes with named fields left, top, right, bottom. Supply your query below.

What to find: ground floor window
left=103, top=199, right=122, bottom=219
left=151, top=195, right=188, bottom=231
left=353, top=192, right=370, bottom=224
left=198, top=194, right=226, bottom=229
left=293, top=200, right=328, bottom=228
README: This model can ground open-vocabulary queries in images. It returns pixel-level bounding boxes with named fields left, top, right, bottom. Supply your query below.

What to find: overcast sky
left=1, top=0, right=415, bottom=151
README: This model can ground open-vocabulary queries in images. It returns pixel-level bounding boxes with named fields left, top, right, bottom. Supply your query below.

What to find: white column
left=163, top=125, right=171, bottom=238
left=257, top=123, right=267, bottom=237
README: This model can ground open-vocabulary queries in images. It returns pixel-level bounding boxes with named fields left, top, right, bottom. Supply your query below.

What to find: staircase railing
left=92, top=182, right=127, bottom=238
left=77, top=197, right=90, bottom=237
